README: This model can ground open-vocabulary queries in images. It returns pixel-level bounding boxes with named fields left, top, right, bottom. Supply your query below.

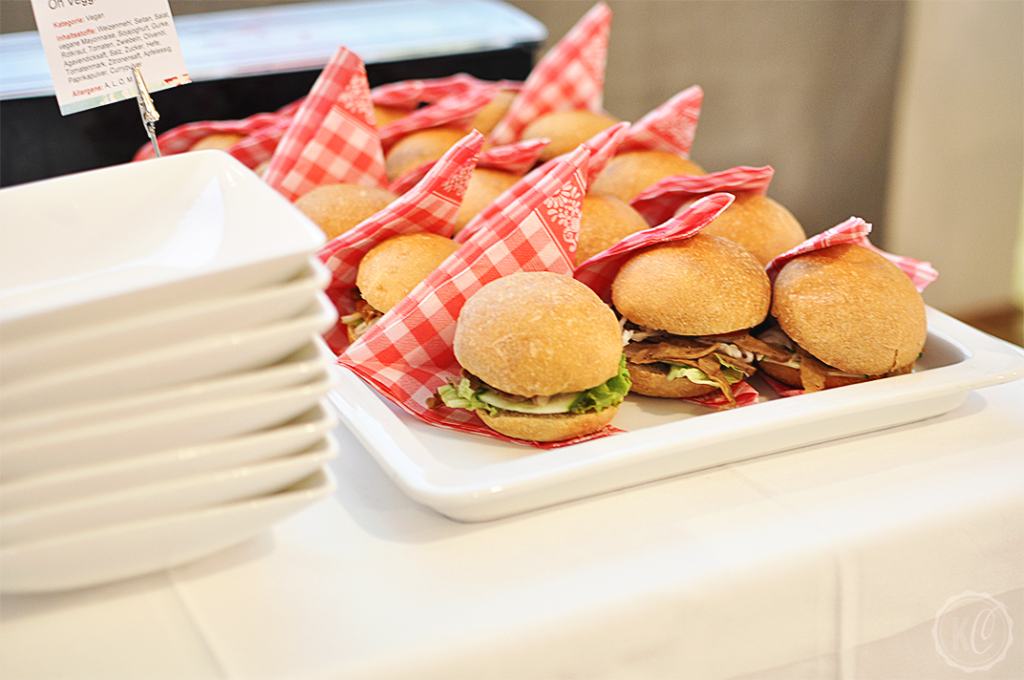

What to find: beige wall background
left=2, top=0, right=1021, bottom=323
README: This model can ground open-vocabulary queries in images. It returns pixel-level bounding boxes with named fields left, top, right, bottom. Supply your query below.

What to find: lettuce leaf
left=436, top=378, right=499, bottom=415
left=568, top=354, right=631, bottom=413
left=664, top=355, right=745, bottom=385
left=436, top=355, right=631, bottom=415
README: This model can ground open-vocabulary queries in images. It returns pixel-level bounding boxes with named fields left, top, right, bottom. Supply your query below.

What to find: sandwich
left=430, top=271, right=631, bottom=442
left=454, top=167, right=522, bottom=237
left=293, top=183, right=398, bottom=241
left=699, top=191, right=806, bottom=266
left=342, top=232, right=460, bottom=342
left=612, top=233, right=784, bottom=404
left=575, top=193, right=651, bottom=266
left=385, top=126, right=468, bottom=183
left=520, top=110, right=620, bottom=163
left=756, top=243, right=927, bottom=392
left=589, top=149, right=705, bottom=204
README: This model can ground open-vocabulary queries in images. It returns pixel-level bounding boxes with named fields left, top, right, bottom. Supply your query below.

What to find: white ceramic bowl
left=0, top=259, right=331, bottom=382
left=0, top=404, right=337, bottom=514
left=0, top=151, right=326, bottom=336
left=1, top=373, right=338, bottom=481
left=0, top=467, right=337, bottom=593
left=2, top=336, right=334, bottom=440
left=0, top=437, right=339, bottom=546
left=0, top=293, right=337, bottom=416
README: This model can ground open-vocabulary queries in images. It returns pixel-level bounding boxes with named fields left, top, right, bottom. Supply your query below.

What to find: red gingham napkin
left=615, top=84, right=703, bottom=158
left=131, top=105, right=296, bottom=166
left=338, top=145, right=615, bottom=449
left=377, top=86, right=496, bottom=151
left=574, top=193, right=762, bottom=409
left=317, top=130, right=485, bottom=354
left=488, top=1, right=612, bottom=146
left=630, top=165, right=774, bottom=226
left=262, top=46, right=388, bottom=201
left=765, top=217, right=939, bottom=292
left=372, top=73, right=521, bottom=109
left=453, top=122, right=630, bottom=245
left=388, top=139, right=550, bottom=196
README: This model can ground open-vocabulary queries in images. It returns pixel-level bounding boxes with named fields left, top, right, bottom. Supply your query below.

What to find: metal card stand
left=133, top=66, right=162, bottom=158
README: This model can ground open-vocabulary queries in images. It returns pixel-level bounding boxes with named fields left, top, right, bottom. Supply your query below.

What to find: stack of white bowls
left=0, top=151, right=341, bottom=593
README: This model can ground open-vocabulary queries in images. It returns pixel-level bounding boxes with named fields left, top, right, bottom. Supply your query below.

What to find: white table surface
left=2, top=364, right=1022, bottom=679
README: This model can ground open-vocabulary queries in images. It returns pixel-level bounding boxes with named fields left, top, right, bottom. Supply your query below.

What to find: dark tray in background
left=0, top=0, right=545, bottom=188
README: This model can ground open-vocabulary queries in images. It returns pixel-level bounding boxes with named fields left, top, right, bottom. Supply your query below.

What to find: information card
left=30, top=0, right=190, bottom=115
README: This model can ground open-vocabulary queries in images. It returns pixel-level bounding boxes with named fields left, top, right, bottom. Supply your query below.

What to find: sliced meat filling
left=622, top=329, right=776, bottom=404
left=340, top=297, right=384, bottom=340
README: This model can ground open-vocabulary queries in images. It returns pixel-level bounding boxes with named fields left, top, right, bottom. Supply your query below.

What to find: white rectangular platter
left=328, top=307, right=1024, bottom=522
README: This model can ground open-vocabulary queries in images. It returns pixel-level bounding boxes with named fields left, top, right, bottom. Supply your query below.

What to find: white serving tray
left=329, top=307, right=1024, bottom=522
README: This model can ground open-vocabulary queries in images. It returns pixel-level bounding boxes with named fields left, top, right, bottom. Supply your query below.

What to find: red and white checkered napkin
left=377, top=86, right=496, bottom=151
left=574, top=193, right=762, bottom=409
left=338, top=145, right=617, bottom=449
left=488, top=1, right=612, bottom=146
left=371, top=73, right=522, bottom=109
left=631, top=165, right=774, bottom=226
left=763, top=217, right=939, bottom=398
left=388, top=138, right=550, bottom=196
left=765, top=216, right=939, bottom=292
left=615, top=84, right=704, bottom=158
left=317, top=130, right=485, bottom=354
left=131, top=99, right=299, bottom=167
left=262, top=46, right=388, bottom=202
left=453, top=122, right=630, bottom=245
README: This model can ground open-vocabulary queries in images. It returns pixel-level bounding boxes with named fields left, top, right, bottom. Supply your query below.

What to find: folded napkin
left=488, top=1, right=612, bottom=146
left=452, top=121, right=630, bottom=245
left=371, top=73, right=521, bottom=110
left=388, top=139, right=550, bottom=196
left=373, top=74, right=522, bottom=149
left=614, top=84, right=703, bottom=158
left=765, top=217, right=939, bottom=292
left=631, top=165, right=774, bottom=226
left=262, top=46, right=388, bottom=201
left=338, top=145, right=607, bottom=449
left=317, top=131, right=485, bottom=354
left=575, top=193, right=762, bottom=409
left=131, top=98, right=301, bottom=167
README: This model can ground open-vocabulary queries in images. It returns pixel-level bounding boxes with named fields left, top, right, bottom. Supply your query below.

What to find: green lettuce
left=437, top=355, right=631, bottom=415
left=664, top=355, right=746, bottom=386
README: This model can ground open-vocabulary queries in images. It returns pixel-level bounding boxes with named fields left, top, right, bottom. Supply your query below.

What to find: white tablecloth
left=2, top=375, right=1022, bottom=679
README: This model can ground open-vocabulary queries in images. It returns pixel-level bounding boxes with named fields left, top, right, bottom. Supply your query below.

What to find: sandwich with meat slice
left=755, top=242, right=927, bottom=392
left=611, top=233, right=786, bottom=404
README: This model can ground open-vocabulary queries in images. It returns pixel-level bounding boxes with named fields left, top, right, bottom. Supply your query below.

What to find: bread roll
left=771, top=243, right=927, bottom=376
left=293, top=183, right=398, bottom=240
left=356, top=233, right=460, bottom=313
left=385, top=126, right=467, bottom=182
left=189, top=133, right=246, bottom=152
left=520, top=110, right=620, bottom=162
left=454, top=168, right=521, bottom=236
left=701, top=192, right=806, bottom=266
left=455, top=271, right=622, bottom=397
left=590, top=150, right=705, bottom=203
left=576, top=194, right=650, bottom=266
left=612, top=234, right=771, bottom=336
